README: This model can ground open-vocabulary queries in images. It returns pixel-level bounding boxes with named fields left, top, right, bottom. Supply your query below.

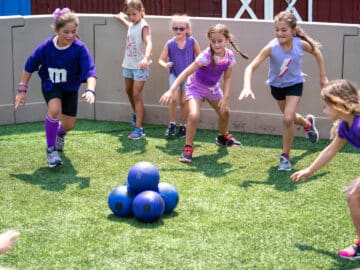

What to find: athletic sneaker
left=305, top=114, right=319, bottom=143
left=176, top=125, right=186, bottom=138
left=278, top=154, right=291, bottom=171
left=55, top=135, right=65, bottom=151
left=128, top=127, right=145, bottom=140
left=165, top=123, right=176, bottom=136
left=179, top=145, right=193, bottom=163
left=216, top=133, right=242, bottom=147
left=130, top=113, right=136, bottom=126
left=339, top=239, right=360, bottom=260
left=46, top=146, right=63, bottom=168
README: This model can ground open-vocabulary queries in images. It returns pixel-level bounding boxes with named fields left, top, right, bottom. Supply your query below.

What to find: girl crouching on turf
left=291, top=79, right=360, bottom=260
left=160, top=23, right=248, bottom=163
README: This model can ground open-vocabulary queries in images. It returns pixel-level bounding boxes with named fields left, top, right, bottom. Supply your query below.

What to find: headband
left=53, top=8, right=71, bottom=20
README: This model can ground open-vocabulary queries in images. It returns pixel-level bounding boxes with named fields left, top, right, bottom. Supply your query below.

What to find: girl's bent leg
left=180, top=90, right=188, bottom=125
left=339, top=177, right=360, bottom=259
left=185, top=98, right=201, bottom=146
left=347, top=178, right=360, bottom=240
left=277, top=96, right=301, bottom=155
left=208, top=99, right=241, bottom=147
left=179, top=98, right=200, bottom=163
left=132, top=80, right=145, bottom=128
left=124, top=78, right=135, bottom=112
left=169, top=89, right=179, bottom=123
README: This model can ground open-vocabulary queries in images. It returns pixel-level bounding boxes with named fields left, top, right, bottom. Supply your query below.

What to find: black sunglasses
left=172, top=26, right=186, bottom=32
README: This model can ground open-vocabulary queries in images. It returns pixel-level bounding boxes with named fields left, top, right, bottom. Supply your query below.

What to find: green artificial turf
left=0, top=120, right=359, bottom=269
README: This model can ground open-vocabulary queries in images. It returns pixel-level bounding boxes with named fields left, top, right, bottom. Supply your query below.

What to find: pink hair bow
left=53, top=8, right=71, bottom=20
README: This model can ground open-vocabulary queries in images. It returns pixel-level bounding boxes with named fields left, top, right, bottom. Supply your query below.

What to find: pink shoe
left=338, top=239, right=360, bottom=260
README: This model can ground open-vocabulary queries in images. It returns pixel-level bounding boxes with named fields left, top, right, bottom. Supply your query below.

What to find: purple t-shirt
left=338, top=114, right=360, bottom=148
left=25, top=36, right=96, bottom=91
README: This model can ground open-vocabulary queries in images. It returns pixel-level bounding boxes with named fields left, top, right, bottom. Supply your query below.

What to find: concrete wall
left=1, top=14, right=359, bottom=139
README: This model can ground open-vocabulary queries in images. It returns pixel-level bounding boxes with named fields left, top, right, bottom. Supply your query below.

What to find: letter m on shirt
left=48, top=68, right=67, bottom=83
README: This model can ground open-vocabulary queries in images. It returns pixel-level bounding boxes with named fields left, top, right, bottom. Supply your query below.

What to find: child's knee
left=283, top=114, right=294, bottom=127
left=188, top=112, right=200, bottom=123
left=219, top=110, right=229, bottom=120
left=347, top=177, right=360, bottom=203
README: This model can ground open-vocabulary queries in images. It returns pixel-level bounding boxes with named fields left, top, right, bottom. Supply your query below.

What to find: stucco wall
left=1, top=14, right=359, bottom=139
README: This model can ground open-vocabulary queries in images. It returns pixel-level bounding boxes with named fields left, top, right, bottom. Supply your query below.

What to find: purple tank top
left=168, top=35, right=196, bottom=77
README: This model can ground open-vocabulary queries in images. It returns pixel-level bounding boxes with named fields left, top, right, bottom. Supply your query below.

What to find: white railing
left=222, top=0, right=313, bottom=21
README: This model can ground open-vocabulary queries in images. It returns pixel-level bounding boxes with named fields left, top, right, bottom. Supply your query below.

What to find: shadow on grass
left=2, top=120, right=358, bottom=155
left=295, top=243, right=360, bottom=270
left=10, top=154, right=90, bottom=191
left=106, top=213, right=165, bottom=228
left=159, top=146, right=237, bottom=178
left=240, top=148, right=329, bottom=192
left=117, top=133, right=148, bottom=154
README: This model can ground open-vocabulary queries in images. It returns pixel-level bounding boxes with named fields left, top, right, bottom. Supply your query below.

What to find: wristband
left=19, top=82, right=28, bottom=87
left=17, top=89, right=27, bottom=93
left=85, top=89, right=95, bottom=97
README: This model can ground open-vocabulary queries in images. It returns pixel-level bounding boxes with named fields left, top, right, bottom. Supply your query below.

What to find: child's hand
left=14, top=92, right=27, bottom=110
left=82, top=90, right=95, bottom=104
left=320, top=75, right=329, bottom=89
left=138, top=57, right=150, bottom=70
left=238, top=88, right=255, bottom=100
left=114, top=12, right=127, bottom=21
left=0, top=230, right=20, bottom=254
left=290, top=168, right=312, bottom=182
left=159, top=90, right=172, bottom=105
left=165, top=62, right=173, bottom=68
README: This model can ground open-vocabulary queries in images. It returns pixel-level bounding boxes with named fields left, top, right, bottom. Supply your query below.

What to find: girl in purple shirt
left=14, top=8, right=97, bottom=168
left=291, top=79, right=360, bottom=260
left=158, top=15, right=201, bottom=138
left=160, top=24, right=248, bottom=163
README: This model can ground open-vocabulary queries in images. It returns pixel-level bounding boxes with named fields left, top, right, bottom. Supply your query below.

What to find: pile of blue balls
left=108, top=161, right=179, bottom=223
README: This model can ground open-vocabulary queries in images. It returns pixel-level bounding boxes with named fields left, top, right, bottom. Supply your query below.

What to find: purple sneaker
left=128, top=127, right=145, bottom=140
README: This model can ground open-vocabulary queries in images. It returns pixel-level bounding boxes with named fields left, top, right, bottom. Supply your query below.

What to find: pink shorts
left=185, top=76, right=223, bottom=102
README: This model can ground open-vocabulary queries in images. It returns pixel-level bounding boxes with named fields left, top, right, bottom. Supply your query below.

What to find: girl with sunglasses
left=158, top=14, right=201, bottom=138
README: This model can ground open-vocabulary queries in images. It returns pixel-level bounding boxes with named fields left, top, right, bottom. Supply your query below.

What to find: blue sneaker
left=46, top=146, right=63, bottom=168
left=278, top=154, right=291, bottom=171
left=128, top=127, right=145, bottom=140
left=130, top=113, right=136, bottom=127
